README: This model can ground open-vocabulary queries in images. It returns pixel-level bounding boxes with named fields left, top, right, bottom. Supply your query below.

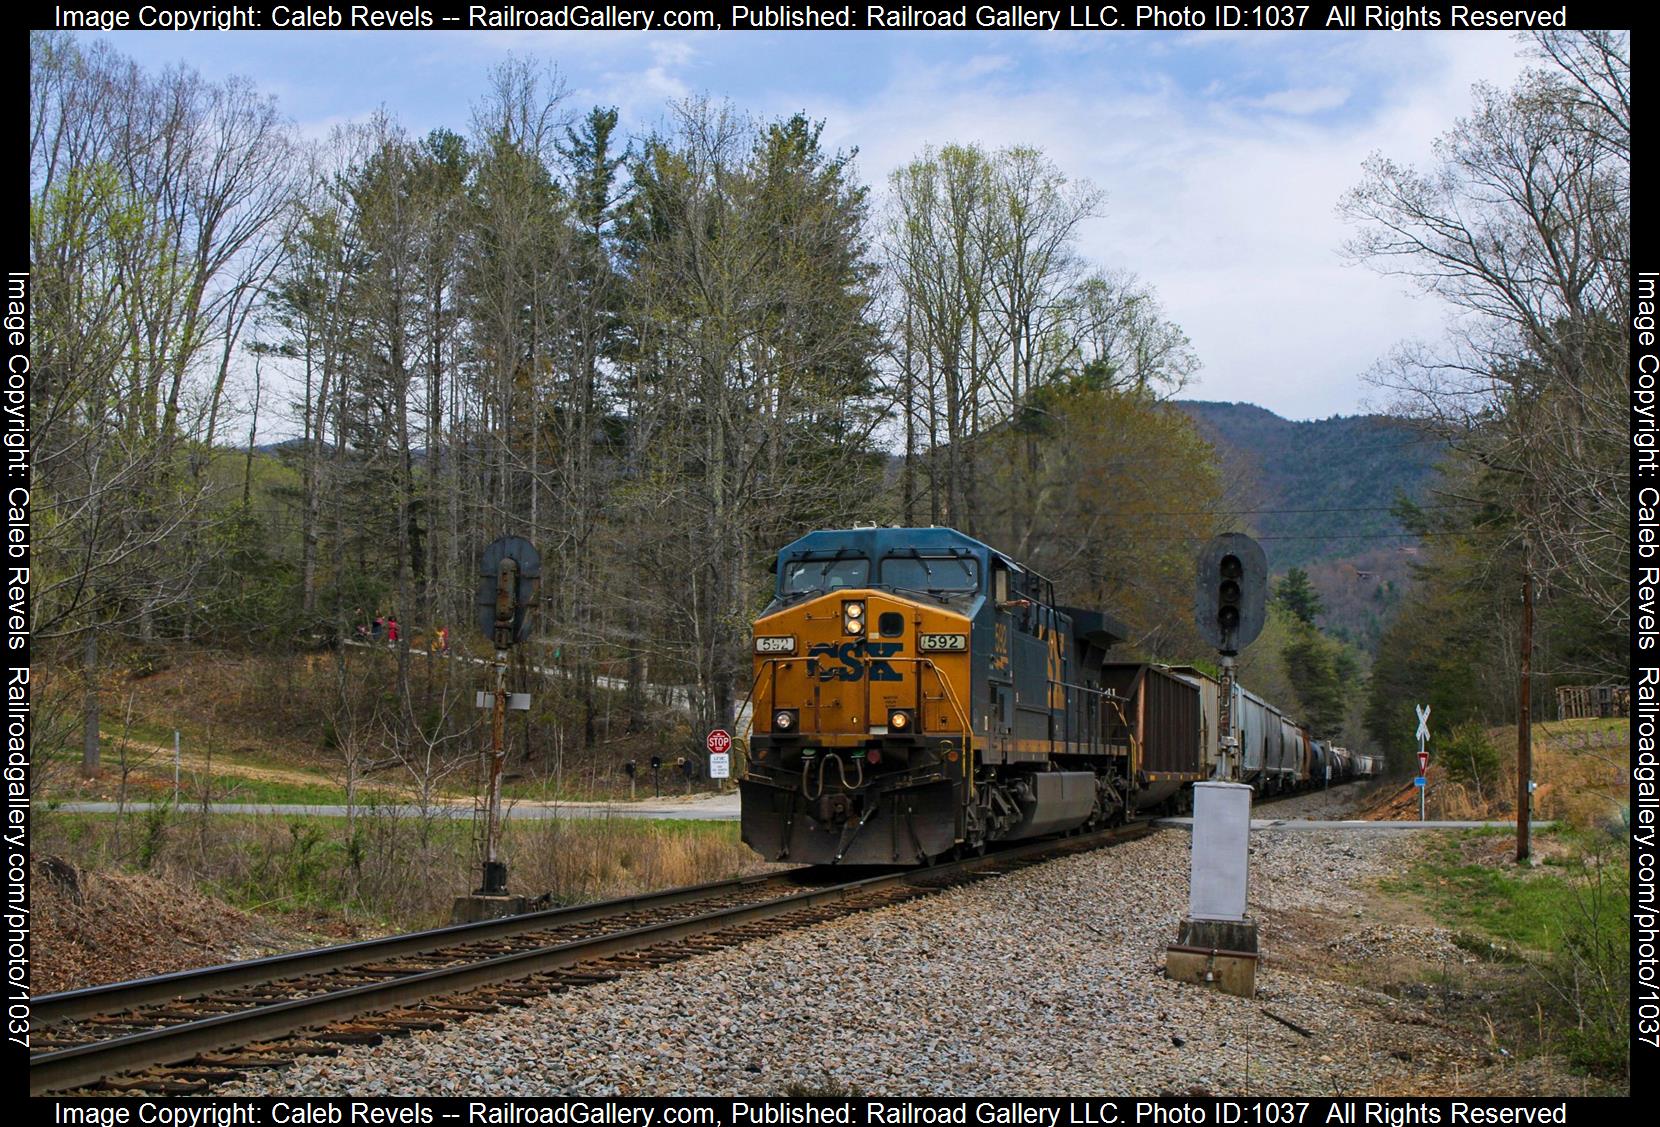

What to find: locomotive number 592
left=918, top=633, right=967, bottom=652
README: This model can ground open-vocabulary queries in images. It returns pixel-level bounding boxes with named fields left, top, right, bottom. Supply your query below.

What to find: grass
left=34, top=649, right=758, bottom=972
left=33, top=806, right=769, bottom=937
left=197, top=776, right=358, bottom=805
left=1421, top=718, right=1629, bottom=828
left=1384, top=827, right=1630, bottom=1084
left=50, top=731, right=721, bottom=809
left=1402, top=832, right=1622, bottom=952
left=80, top=711, right=341, bottom=787
left=35, top=649, right=722, bottom=817
left=69, top=735, right=363, bottom=806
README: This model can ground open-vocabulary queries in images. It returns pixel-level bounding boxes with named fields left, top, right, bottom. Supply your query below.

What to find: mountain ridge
left=1172, top=398, right=1446, bottom=649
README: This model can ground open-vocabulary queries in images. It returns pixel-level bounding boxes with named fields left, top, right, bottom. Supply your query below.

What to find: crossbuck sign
left=1415, top=704, right=1431, bottom=822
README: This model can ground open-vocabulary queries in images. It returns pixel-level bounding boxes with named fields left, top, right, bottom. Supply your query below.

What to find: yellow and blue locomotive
left=739, top=527, right=1211, bottom=864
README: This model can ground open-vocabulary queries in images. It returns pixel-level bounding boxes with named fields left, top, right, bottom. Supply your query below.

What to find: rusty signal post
left=474, top=537, right=541, bottom=900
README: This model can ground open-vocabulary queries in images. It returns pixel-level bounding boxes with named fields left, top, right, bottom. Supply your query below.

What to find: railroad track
left=31, top=822, right=1152, bottom=1096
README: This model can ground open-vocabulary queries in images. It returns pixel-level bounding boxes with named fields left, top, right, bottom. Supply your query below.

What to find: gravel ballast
left=218, top=823, right=1495, bottom=1097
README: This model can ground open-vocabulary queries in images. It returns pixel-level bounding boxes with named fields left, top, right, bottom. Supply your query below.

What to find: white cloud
left=764, top=32, right=1536, bottom=419
left=99, top=27, right=1543, bottom=428
left=1252, top=84, right=1351, bottom=114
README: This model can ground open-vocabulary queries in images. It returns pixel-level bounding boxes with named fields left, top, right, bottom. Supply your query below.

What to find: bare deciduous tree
left=1342, top=31, right=1629, bottom=667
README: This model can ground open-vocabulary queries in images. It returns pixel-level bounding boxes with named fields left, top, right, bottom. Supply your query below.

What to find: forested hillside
left=1175, top=401, right=1444, bottom=570
left=1173, top=400, right=1442, bottom=649
left=1340, top=32, right=1629, bottom=762
left=30, top=30, right=1626, bottom=785
left=29, top=34, right=1221, bottom=780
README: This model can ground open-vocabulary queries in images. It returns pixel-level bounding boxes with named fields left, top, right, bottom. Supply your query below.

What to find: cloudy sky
left=92, top=27, right=1537, bottom=421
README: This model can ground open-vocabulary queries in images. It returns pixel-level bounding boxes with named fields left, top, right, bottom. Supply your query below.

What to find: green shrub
left=138, top=800, right=172, bottom=870
left=1441, top=720, right=1501, bottom=800
left=1544, top=837, right=1629, bottom=1078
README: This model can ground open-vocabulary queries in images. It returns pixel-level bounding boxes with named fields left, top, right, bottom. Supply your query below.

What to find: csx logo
left=806, top=641, right=902, bottom=682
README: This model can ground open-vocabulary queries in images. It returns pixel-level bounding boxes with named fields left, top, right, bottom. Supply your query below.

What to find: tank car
left=738, top=527, right=1211, bottom=865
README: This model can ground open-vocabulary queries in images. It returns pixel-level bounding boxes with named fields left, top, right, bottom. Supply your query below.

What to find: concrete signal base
left=1166, top=916, right=1259, bottom=998
left=451, top=893, right=536, bottom=924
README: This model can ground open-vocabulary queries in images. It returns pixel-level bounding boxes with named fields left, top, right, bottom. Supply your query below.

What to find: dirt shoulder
left=31, top=857, right=324, bottom=994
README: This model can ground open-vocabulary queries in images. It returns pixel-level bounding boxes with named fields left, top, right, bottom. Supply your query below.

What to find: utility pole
left=1517, top=564, right=1533, bottom=863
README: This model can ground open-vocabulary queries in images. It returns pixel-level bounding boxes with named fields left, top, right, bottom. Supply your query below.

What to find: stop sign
left=706, top=729, right=732, bottom=755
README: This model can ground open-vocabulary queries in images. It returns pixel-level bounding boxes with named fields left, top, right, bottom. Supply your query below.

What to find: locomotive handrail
left=926, top=658, right=976, bottom=799
left=873, top=656, right=976, bottom=798
left=741, top=659, right=788, bottom=757
left=1050, top=677, right=1118, bottom=756
left=1103, top=693, right=1143, bottom=778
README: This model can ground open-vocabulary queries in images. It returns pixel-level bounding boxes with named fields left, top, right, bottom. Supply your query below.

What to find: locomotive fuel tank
left=1002, top=771, right=1097, bottom=839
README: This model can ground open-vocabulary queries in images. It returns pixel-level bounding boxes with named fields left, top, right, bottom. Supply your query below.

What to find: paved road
left=56, top=803, right=1537, bottom=832
left=1154, top=817, right=1553, bottom=832
left=54, top=794, right=743, bottom=822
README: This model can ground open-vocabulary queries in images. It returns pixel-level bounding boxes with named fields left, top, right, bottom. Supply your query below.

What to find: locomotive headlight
left=888, top=709, right=914, bottom=732
left=754, top=634, right=796, bottom=654
left=773, top=709, right=798, bottom=731
left=843, top=600, right=866, bottom=635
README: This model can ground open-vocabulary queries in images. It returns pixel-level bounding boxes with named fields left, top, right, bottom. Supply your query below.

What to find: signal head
left=1195, top=535, right=1267, bottom=653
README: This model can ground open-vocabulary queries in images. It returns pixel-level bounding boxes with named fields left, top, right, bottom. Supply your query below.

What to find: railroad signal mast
left=1173, top=532, right=1269, bottom=999
left=1195, top=534, right=1267, bottom=781
left=472, top=537, right=541, bottom=900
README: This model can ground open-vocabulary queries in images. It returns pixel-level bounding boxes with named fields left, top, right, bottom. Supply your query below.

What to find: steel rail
left=30, top=823, right=1151, bottom=1095
left=34, top=870, right=802, bottom=1027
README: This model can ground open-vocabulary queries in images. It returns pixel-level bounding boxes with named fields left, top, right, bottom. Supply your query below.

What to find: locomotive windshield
left=880, top=555, right=979, bottom=592
left=781, top=554, right=869, bottom=596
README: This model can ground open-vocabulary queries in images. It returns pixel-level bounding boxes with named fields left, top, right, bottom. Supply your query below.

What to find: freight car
left=1165, top=666, right=1328, bottom=795
left=738, top=527, right=1353, bottom=866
